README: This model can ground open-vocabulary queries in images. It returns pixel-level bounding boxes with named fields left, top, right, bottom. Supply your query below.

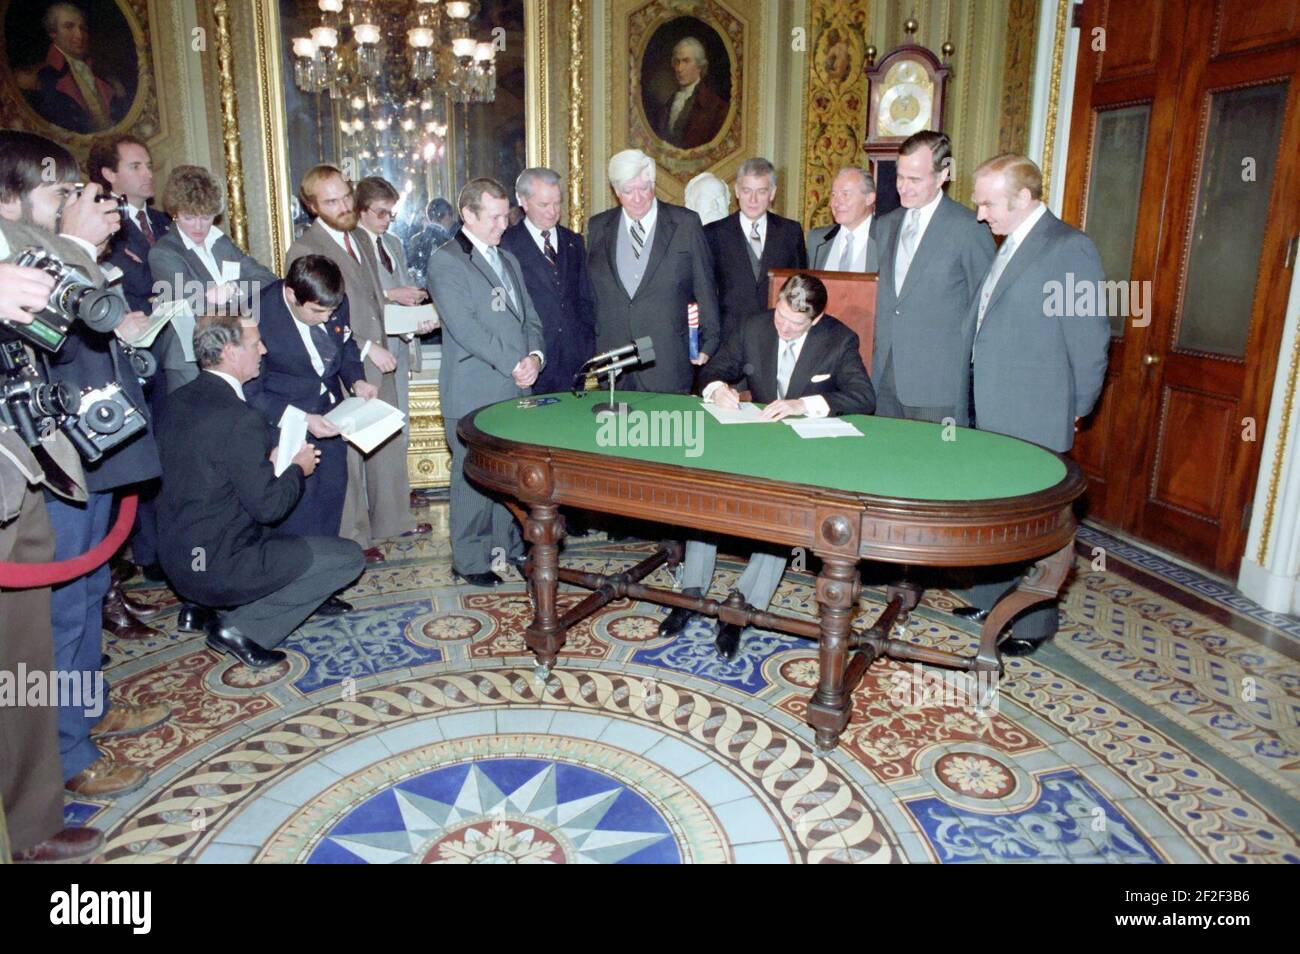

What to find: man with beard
left=287, top=165, right=425, bottom=564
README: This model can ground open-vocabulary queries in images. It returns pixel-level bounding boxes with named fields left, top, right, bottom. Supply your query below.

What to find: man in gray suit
left=288, top=165, right=423, bottom=562
left=958, top=153, right=1110, bottom=655
left=873, top=131, right=995, bottom=423
left=147, top=164, right=277, bottom=393
left=355, top=176, right=438, bottom=421
left=805, top=166, right=888, bottom=272
left=586, top=148, right=719, bottom=394
left=426, top=177, right=545, bottom=587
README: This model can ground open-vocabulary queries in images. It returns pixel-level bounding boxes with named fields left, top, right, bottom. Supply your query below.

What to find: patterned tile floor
left=81, top=505, right=1300, bottom=863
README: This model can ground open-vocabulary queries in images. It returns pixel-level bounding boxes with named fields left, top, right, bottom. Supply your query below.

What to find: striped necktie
left=542, top=229, right=557, bottom=267
left=631, top=220, right=646, bottom=259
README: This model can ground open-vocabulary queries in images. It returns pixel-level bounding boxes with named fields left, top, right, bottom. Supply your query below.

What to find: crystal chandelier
left=291, top=1, right=498, bottom=106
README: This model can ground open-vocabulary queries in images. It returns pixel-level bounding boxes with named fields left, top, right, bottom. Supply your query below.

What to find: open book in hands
left=324, top=397, right=406, bottom=454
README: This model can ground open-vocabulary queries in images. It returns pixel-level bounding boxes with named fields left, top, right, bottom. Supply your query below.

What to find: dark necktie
left=542, top=229, right=557, bottom=267
left=136, top=209, right=155, bottom=246
left=376, top=234, right=394, bottom=274
left=343, top=230, right=360, bottom=265
left=309, top=322, right=338, bottom=370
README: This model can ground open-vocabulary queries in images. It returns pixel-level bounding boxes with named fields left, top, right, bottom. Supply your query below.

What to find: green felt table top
left=470, top=392, right=1068, bottom=502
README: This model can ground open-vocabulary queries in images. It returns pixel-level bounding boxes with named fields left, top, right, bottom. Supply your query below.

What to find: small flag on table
left=687, top=301, right=700, bottom=360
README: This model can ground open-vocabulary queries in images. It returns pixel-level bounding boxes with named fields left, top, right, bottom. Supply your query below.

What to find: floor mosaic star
left=80, top=506, right=1299, bottom=864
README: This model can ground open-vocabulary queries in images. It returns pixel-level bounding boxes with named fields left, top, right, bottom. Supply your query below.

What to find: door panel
left=1213, top=0, right=1300, bottom=57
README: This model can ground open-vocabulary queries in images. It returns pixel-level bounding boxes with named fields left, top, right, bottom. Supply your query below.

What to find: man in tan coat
left=286, top=166, right=428, bottom=562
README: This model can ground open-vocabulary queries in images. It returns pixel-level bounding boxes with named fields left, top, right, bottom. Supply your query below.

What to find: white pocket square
left=810, top=373, right=831, bottom=383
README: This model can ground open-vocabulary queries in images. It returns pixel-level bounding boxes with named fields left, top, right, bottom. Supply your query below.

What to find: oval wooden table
left=460, top=392, right=1086, bottom=752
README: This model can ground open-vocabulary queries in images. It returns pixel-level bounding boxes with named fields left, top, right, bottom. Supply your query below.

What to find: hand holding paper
left=324, top=397, right=405, bottom=454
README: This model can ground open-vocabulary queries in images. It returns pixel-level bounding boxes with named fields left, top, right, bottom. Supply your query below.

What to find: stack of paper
left=125, top=298, right=191, bottom=349
left=785, top=417, right=863, bottom=439
left=325, top=397, right=406, bottom=454
left=273, top=411, right=308, bottom=477
left=384, top=303, right=438, bottom=335
left=700, top=401, right=767, bottom=424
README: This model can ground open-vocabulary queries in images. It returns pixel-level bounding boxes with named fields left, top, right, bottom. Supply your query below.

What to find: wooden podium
left=767, top=269, right=879, bottom=373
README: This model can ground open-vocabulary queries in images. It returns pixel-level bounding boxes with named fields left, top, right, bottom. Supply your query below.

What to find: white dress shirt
left=524, top=217, right=559, bottom=258
left=180, top=227, right=226, bottom=285
left=620, top=200, right=658, bottom=248
left=826, top=214, right=874, bottom=272
left=703, top=329, right=830, bottom=417
left=739, top=212, right=767, bottom=254
left=205, top=369, right=245, bottom=401
left=1004, top=201, right=1049, bottom=259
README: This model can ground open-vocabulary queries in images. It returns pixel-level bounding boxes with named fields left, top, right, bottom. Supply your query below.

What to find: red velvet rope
left=0, top=493, right=138, bottom=589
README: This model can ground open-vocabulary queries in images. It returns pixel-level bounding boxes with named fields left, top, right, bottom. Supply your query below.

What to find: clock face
left=877, top=81, right=932, bottom=137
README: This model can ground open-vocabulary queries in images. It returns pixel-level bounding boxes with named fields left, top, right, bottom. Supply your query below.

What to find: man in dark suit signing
left=245, top=256, right=377, bottom=620
left=873, top=131, right=995, bottom=424
left=705, top=157, right=807, bottom=343
left=958, top=153, right=1110, bottom=656
left=426, top=178, right=546, bottom=587
left=660, top=273, right=877, bottom=659
left=587, top=148, right=720, bottom=395
left=157, top=316, right=365, bottom=668
left=499, top=167, right=597, bottom=393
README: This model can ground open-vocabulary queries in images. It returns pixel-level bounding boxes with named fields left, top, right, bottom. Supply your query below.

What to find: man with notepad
left=662, top=273, right=876, bottom=661
left=245, top=256, right=375, bottom=615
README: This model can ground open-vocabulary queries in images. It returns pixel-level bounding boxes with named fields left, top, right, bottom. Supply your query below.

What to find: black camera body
left=1, top=247, right=124, bottom=351
left=71, top=382, right=146, bottom=460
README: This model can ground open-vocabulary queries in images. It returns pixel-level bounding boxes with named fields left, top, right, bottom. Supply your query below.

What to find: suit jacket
left=499, top=219, right=597, bottom=393
left=651, top=82, right=728, bottom=149
left=244, top=280, right=365, bottom=421
left=105, top=206, right=172, bottom=312
left=287, top=221, right=388, bottom=389
left=699, top=310, right=876, bottom=415
left=425, top=229, right=546, bottom=421
left=148, top=225, right=278, bottom=392
left=157, top=371, right=309, bottom=607
left=805, top=215, right=890, bottom=272
left=968, top=210, right=1110, bottom=453
left=585, top=202, right=720, bottom=394
left=873, top=195, right=996, bottom=413
left=26, top=45, right=127, bottom=133
left=362, top=227, right=413, bottom=293
left=706, top=211, right=807, bottom=342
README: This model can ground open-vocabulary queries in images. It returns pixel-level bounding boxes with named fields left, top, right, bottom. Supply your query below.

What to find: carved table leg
left=522, top=503, right=564, bottom=677
left=806, top=556, right=861, bottom=753
left=974, top=542, right=1075, bottom=673
left=886, top=577, right=923, bottom=628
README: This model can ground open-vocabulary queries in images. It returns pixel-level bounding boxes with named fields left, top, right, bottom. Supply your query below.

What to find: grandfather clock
left=863, top=43, right=951, bottom=215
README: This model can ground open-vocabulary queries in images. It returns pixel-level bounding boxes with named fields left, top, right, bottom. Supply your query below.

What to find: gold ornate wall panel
left=408, top=378, right=452, bottom=490
left=801, top=0, right=1023, bottom=227
left=999, top=0, right=1039, bottom=155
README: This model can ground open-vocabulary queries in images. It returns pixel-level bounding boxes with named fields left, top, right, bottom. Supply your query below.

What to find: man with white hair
left=651, top=36, right=728, bottom=149
left=585, top=149, right=720, bottom=394
left=499, top=167, right=596, bottom=393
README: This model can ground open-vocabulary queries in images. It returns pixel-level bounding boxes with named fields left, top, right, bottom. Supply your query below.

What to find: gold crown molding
left=1040, top=0, right=1070, bottom=201
left=212, top=0, right=249, bottom=252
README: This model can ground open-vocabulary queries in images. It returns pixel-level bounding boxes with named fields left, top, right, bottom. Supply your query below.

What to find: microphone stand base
left=591, top=402, right=630, bottom=417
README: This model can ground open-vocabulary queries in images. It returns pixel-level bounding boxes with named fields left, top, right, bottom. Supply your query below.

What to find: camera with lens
left=0, top=247, right=124, bottom=352
left=69, top=381, right=146, bottom=460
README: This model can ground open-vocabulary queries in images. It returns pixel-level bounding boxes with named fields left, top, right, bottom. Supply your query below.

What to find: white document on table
left=700, top=401, right=767, bottom=424
left=325, top=397, right=405, bottom=454
left=274, top=407, right=309, bottom=476
left=384, top=303, right=437, bottom=335
left=786, top=417, right=863, bottom=439
left=126, top=298, right=190, bottom=349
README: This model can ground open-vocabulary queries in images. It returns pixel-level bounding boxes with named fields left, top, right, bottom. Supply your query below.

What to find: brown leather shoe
left=13, top=826, right=104, bottom=863
left=90, top=701, right=171, bottom=739
left=363, top=546, right=386, bottom=564
left=103, top=588, right=165, bottom=640
left=65, top=756, right=148, bottom=800
left=117, top=586, right=163, bottom=619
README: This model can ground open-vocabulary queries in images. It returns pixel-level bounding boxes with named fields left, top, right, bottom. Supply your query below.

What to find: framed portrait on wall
left=0, top=0, right=157, bottom=145
left=613, top=0, right=764, bottom=205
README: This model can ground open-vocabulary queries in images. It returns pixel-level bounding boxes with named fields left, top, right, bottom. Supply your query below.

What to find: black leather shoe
left=1000, top=635, right=1052, bottom=657
left=658, top=606, right=700, bottom=639
left=204, top=618, right=286, bottom=669
left=457, top=571, right=503, bottom=588
left=177, top=603, right=213, bottom=633
left=952, top=606, right=990, bottom=622
left=139, top=562, right=167, bottom=584
left=714, top=622, right=743, bottom=661
left=315, top=595, right=353, bottom=616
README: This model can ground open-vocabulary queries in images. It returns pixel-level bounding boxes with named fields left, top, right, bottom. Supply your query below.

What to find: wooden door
left=1063, top=0, right=1300, bottom=575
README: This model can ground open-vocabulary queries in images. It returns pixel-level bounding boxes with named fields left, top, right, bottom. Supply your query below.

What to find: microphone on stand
left=572, top=337, right=657, bottom=414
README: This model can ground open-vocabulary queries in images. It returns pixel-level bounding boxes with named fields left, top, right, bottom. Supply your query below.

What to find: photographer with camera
left=0, top=129, right=168, bottom=804
left=0, top=248, right=106, bottom=861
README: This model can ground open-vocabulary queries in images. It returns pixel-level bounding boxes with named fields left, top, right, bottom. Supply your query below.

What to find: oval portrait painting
left=640, top=16, right=733, bottom=151
left=4, top=0, right=140, bottom=135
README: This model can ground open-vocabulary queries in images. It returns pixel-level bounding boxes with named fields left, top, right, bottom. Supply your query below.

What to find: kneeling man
left=158, top=315, right=365, bottom=667
left=661, top=273, right=877, bottom=659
